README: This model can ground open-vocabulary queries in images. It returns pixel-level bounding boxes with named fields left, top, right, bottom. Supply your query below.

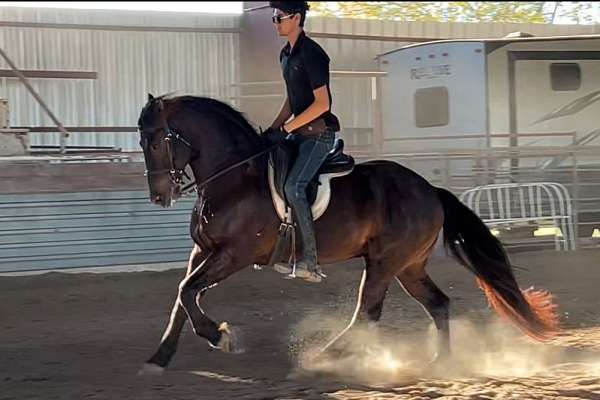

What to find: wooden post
left=371, top=76, right=383, bottom=158
left=0, top=46, right=70, bottom=154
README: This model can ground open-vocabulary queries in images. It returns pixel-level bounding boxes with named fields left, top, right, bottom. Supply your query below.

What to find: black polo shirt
left=279, top=31, right=340, bottom=131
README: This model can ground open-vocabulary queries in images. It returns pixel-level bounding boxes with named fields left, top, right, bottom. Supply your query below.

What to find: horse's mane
left=147, top=94, right=268, bottom=182
left=160, top=94, right=263, bottom=148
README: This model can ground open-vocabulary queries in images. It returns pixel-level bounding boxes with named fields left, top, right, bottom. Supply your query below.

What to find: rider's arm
left=270, top=96, right=293, bottom=129
left=283, top=42, right=331, bottom=134
left=283, top=86, right=329, bottom=133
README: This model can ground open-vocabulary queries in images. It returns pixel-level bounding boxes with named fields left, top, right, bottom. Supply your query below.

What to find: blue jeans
left=283, top=130, right=336, bottom=265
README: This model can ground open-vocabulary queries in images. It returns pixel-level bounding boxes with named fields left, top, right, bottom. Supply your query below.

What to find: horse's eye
left=151, top=142, right=160, bottom=150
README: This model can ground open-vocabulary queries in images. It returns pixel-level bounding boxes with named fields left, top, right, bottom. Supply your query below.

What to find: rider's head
left=269, top=1, right=309, bottom=36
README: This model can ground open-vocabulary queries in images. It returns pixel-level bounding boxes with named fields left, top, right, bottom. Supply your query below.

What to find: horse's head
left=138, top=93, right=194, bottom=207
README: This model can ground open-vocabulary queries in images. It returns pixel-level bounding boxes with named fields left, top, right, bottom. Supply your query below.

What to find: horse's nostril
left=153, top=195, right=162, bottom=204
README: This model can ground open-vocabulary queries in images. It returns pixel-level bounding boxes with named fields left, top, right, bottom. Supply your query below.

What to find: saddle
left=270, top=137, right=355, bottom=208
left=265, top=135, right=355, bottom=271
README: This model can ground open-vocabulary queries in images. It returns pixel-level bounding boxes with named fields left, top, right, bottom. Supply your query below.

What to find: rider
left=267, top=1, right=340, bottom=283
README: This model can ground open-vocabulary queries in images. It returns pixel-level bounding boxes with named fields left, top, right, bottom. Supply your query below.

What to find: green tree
left=308, top=2, right=599, bottom=24
left=446, top=2, right=547, bottom=23
left=308, top=2, right=446, bottom=21
left=554, top=1, right=596, bottom=24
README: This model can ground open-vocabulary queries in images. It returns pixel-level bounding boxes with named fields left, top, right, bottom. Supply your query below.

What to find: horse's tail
left=437, top=187, right=559, bottom=341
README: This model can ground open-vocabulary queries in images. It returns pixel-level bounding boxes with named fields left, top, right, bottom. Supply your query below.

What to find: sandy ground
left=2, top=249, right=600, bottom=399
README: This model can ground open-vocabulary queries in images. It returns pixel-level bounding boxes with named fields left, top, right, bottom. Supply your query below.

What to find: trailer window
left=550, top=63, right=581, bottom=91
left=414, top=86, right=449, bottom=128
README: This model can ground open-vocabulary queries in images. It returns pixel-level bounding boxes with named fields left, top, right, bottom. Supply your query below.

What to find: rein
left=180, top=142, right=279, bottom=195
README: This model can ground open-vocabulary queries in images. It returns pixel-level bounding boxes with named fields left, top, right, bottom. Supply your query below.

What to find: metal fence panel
left=0, top=6, right=240, bottom=151
left=0, top=190, right=195, bottom=272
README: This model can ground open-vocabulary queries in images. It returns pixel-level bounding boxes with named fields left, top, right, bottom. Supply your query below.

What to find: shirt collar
left=283, top=30, right=306, bottom=57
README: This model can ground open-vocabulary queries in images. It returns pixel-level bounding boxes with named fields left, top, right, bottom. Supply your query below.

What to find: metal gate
left=460, top=182, right=576, bottom=251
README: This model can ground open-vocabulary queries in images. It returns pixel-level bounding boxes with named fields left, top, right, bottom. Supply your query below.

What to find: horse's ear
left=147, top=93, right=154, bottom=102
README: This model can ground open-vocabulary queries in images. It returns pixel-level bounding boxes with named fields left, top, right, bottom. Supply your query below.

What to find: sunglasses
left=272, top=13, right=294, bottom=24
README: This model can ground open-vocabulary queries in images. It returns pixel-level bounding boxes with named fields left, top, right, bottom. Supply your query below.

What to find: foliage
left=308, top=2, right=599, bottom=24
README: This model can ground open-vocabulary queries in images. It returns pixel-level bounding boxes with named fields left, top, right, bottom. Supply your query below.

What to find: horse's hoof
left=216, top=322, right=245, bottom=354
left=138, top=363, right=165, bottom=376
left=298, top=347, right=332, bottom=369
left=431, top=351, right=450, bottom=365
left=423, top=353, right=451, bottom=378
left=314, top=342, right=352, bottom=363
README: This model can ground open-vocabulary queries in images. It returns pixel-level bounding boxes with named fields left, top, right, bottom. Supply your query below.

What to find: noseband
left=142, top=127, right=192, bottom=185
left=141, top=106, right=193, bottom=187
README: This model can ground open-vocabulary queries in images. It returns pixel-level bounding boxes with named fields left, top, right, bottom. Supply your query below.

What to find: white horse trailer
left=377, top=34, right=600, bottom=249
left=376, top=33, right=600, bottom=163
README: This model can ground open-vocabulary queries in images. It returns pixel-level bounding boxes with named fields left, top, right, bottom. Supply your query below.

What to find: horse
left=136, top=93, right=559, bottom=375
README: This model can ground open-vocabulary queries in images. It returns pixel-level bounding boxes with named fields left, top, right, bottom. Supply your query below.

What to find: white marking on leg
left=160, top=245, right=201, bottom=343
left=395, top=277, right=435, bottom=322
left=395, top=277, right=445, bottom=361
left=320, top=268, right=367, bottom=353
left=160, top=301, right=181, bottom=343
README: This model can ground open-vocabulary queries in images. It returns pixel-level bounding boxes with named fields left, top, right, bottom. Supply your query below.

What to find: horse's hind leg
left=141, top=245, right=206, bottom=373
left=357, top=257, right=394, bottom=325
left=396, top=260, right=450, bottom=362
left=320, top=255, right=394, bottom=353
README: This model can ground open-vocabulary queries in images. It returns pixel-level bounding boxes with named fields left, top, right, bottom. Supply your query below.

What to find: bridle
left=140, top=104, right=280, bottom=196
left=141, top=117, right=193, bottom=187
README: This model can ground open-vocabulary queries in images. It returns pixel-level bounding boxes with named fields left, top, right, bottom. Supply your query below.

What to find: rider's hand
left=278, top=125, right=294, bottom=141
left=261, top=126, right=287, bottom=145
left=261, top=126, right=274, bottom=136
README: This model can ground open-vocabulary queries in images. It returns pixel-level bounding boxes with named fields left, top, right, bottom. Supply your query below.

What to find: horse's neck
left=188, top=146, right=267, bottom=201
left=187, top=110, right=267, bottom=200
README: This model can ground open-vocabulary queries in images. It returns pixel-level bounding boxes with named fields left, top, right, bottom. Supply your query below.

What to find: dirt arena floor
left=2, top=248, right=600, bottom=400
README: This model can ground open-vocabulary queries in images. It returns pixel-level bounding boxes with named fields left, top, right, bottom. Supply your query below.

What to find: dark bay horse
left=137, top=94, right=559, bottom=374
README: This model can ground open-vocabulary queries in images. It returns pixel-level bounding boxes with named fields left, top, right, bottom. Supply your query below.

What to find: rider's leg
left=283, top=131, right=335, bottom=282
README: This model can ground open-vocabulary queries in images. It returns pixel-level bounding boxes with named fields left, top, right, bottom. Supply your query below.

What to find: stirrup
left=275, top=211, right=300, bottom=280
left=274, top=261, right=326, bottom=283
left=295, top=265, right=326, bottom=283
left=274, top=263, right=293, bottom=275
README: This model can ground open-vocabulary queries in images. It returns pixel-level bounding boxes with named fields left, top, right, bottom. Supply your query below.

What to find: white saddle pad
left=267, top=161, right=353, bottom=221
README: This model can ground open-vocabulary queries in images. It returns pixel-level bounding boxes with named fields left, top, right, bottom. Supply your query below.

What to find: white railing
left=460, top=182, right=575, bottom=251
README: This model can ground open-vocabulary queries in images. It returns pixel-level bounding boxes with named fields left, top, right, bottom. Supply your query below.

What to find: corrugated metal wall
left=1, top=7, right=596, bottom=151
left=0, top=191, right=195, bottom=272
left=0, top=7, right=240, bottom=151
left=1, top=9, right=598, bottom=272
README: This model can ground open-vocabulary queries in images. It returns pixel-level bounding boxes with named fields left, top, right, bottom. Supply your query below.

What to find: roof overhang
left=376, top=34, right=600, bottom=59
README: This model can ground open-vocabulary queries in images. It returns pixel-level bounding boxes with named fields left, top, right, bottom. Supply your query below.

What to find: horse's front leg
left=178, top=245, right=249, bottom=353
left=140, top=245, right=208, bottom=375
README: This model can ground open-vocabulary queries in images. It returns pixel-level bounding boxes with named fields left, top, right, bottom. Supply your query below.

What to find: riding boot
left=292, top=201, right=326, bottom=283
left=276, top=131, right=335, bottom=282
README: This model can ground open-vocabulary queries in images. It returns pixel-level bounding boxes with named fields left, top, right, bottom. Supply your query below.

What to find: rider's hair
left=269, top=1, right=310, bottom=27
